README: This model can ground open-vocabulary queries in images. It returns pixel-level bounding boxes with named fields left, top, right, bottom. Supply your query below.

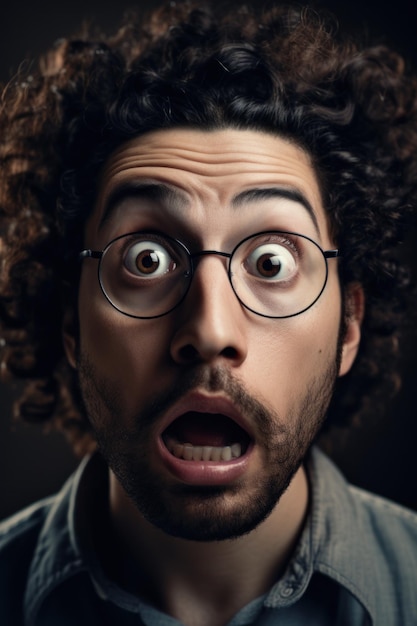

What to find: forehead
left=89, top=128, right=329, bottom=244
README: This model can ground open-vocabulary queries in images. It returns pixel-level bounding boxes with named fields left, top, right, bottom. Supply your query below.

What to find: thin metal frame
left=80, top=231, right=339, bottom=319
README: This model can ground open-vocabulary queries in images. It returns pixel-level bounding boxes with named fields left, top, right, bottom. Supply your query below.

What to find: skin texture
left=64, top=128, right=362, bottom=624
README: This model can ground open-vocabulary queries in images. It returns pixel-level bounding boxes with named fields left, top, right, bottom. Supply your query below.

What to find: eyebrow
left=231, top=187, right=320, bottom=233
left=98, top=182, right=190, bottom=230
left=98, top=182, right=320, bottom=233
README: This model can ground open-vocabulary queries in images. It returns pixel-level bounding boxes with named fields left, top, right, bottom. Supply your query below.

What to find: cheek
left=77, top=276, right=172, bottom=391
left=244, top=302, right=341, bottom=399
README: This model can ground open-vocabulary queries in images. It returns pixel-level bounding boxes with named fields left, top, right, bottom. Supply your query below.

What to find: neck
left=103, top=466, right=309, bottom=626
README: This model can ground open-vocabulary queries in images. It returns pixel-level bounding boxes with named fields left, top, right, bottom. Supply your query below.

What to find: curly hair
left=0, top=1, right=416, bottom=454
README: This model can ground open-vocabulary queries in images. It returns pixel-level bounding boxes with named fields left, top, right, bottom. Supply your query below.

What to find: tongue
left=167, top=412, right=245, bottom=447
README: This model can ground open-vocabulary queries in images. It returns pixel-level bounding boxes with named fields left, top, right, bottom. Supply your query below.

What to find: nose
left=170, top=254, right=248, bottom=366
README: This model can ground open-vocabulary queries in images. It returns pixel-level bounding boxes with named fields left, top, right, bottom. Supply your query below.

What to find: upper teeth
left=167, top=441, right=242, bottom=462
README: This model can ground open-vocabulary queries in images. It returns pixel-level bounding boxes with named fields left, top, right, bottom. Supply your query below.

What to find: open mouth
left=162, top=412, right=252, bottom=463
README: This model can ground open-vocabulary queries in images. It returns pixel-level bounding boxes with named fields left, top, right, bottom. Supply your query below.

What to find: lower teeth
left=167, top=442, right=242, bottom=462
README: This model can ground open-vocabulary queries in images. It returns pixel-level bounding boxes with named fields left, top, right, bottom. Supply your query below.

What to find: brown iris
left=256, top=253, right=281, bottom=277
left=136, top=249, right=160, bottom=274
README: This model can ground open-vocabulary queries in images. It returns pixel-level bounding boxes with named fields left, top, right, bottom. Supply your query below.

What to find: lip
left=156, top=392, right=255, bottom=486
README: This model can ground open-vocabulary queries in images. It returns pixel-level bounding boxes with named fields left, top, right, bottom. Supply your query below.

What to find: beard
left=77, top=346, right=340, bottom=542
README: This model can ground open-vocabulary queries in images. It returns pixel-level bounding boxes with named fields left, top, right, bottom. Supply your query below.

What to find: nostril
left=177, top=343, right=240, bottom=364
left=222, top=346, right=239, bottom=359
left=178, top=344, right=200, bottom=363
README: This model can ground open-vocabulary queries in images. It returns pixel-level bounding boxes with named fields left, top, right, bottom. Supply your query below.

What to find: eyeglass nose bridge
left=188, top=249, right=234, bottom=283
left=190, top=249, right=232, bottom=262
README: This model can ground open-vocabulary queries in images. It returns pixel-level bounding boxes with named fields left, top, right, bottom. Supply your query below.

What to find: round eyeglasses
left=80, top=231, right=339, bottom=319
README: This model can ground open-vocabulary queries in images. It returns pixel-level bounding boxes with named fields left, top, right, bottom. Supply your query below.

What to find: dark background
left=0, top=0, right=416, bottom=521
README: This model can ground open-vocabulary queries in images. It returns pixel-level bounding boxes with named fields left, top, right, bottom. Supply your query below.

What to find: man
left=0, top=1, right=416, bottom=624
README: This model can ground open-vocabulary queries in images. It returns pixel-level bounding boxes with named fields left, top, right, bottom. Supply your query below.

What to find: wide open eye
left=245, top=242, right=297, bottom=281
left=124, top=239, right=177, bottom=278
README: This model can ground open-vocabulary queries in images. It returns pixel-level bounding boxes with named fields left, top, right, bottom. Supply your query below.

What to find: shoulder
left=309, top=448, right=417, bottom=622
left=348, top=485, right=417, bottom=622
left=348, top=483, right=417, bottom=564
left=312, top=447, right=417, bottom=557
left=0, top=498, right=56, bottom=625
left=317, top=447, right=417, bottom=572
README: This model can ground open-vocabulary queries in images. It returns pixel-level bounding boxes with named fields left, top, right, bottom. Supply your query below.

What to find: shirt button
left=281, top=586, right=294, bottom=597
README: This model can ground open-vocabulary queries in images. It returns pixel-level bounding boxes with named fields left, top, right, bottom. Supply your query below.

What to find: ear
left=339, top=282, right=365, bottom=377
left=62, top=305, right=78, bottom=370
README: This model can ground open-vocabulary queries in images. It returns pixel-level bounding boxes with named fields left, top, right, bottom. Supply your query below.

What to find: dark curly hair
left=0, top=1, right=416, bottom=454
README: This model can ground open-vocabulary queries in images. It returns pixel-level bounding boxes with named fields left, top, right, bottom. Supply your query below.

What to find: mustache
left=129, top=365, right=281, bottom=438
left=78, top=353, right=284, bottom=442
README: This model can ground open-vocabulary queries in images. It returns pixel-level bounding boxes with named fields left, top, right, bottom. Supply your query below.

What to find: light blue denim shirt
left=1, top=447, right=416, bottom=626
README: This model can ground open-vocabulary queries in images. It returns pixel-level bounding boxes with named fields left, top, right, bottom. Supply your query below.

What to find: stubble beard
left=77, top=348, right=340, bottom=542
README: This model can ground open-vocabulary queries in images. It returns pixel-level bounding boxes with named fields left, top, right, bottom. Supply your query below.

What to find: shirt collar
left=24, top=447, right=375, bottom=624
left=23, top=455, right=92, bottom=624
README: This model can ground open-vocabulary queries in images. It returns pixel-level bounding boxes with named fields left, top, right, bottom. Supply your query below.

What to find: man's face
left=65, top=128, right=360, bottom=541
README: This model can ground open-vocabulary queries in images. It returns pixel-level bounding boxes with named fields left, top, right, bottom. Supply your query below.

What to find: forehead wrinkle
left=102, top=134, right=310, bottom=175
left=97, top=180, right=190, bottom=231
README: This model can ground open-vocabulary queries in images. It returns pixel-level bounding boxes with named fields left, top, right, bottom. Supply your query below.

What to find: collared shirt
left=1, top=447, right=416, bottom=625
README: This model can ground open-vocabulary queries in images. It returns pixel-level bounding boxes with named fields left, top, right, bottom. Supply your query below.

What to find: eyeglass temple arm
left=324, top=250, right=339, bottom=259
left=79, top=250, right=103, bottom=260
